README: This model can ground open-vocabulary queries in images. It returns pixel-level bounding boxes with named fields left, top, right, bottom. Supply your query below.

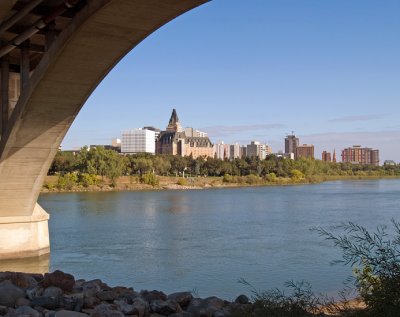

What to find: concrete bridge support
left=0, top=0, right=208, bottom=260
left=0, top=204, right=49, bottom=259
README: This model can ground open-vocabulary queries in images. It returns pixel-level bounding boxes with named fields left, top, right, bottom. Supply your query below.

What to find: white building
left=184, top=127, right=208, bottom=138
left=121, top=128, right=155, bottom=154
left=213, top=141, right=229, bottom=160
left=246, top=141, right=272, bottom=160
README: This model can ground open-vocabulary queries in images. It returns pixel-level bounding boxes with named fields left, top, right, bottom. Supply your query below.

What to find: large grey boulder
left=90, top=303, right=124, bottom=317
left=0, top=280, right=25, bottom=307
left=14, top=306, right=40, bottom=317
left=186, top=297, right=226, bottom=317
left=168, top=292, right=193, bottom=308
left=55, top=310, right=89, bottom=317
left=150, top=299, right=181, bottom=315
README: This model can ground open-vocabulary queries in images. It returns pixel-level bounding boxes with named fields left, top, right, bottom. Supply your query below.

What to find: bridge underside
left=0, top=0, right=208, bottom=259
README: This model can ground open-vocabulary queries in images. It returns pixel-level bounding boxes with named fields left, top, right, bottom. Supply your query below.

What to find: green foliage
left=56, top=173, right=78, bottom=190
left=232, top=279, right=322, bottom=317
left=290, top=169, right=304, bottom=182
left=177, top=178, right=187, bottom=186
left=223, top=174, right=233, bottom=183
left=49, top=149, right=400, bottom=187
left=245, top=174, right=263, bottom=185
left=140, top=172, right=159, bottom=187
left=78, top=173, right=97, bottom=187
left=265, top=172, right=277, bottom=182
left=314, top=220, right=400, bottom=317
left=43, top=182, right=55, bottom=190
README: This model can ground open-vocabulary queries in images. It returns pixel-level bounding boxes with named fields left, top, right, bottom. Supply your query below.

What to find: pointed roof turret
left=169, top=108, right=179, bottom=124
left=166, top=108, right=183, bottom=132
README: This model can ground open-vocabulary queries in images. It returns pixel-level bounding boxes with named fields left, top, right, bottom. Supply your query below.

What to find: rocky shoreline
left=0, top=270, right=253, bottom=317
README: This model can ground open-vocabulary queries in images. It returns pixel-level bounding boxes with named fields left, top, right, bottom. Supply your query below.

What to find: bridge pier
left=0, top=203, right=50, bottom=260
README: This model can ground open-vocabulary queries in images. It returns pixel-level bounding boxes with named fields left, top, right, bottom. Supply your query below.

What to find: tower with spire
left=333, top=149, right=337, bottom=163
left=156, top=108, right=213, bottom=158
left=166, top=108, right=183, bottom=132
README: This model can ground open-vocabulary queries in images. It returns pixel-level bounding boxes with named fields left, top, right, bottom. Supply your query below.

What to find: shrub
left=232, top=279, right=321, bottom=317
left=290, top=169, right=304, bottom=182
left=265, top=172, right=277, bottom=182
left=43, top=182, right=55, bottom=190
left=314, top=220, right=400, bottom=317
left=223, top=174, right=233, bottom=183
left=78, top=173, right=97, bottom=187
left=177, top=178, right=187, bottom=186
left=140, top=172, right=159, bottom=187
left=56, top=173, right=78, bottom=190
left=245, top=174, right=262, bottom=185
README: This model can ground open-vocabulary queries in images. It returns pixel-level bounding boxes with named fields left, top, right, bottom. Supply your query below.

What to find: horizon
left=61, top=0, right=400, bottom=162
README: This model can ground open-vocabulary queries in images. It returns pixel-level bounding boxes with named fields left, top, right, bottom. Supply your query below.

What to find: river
left=33, top=179, right=400, bottom=299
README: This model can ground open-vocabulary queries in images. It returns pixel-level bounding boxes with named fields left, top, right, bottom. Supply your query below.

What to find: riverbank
left=0, top=270, right=364, bottom=317
left=41, top=174, right=400, bottom=193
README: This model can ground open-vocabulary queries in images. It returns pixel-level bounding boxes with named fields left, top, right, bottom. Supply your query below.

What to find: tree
left=314, top=220, right=400, bottom=317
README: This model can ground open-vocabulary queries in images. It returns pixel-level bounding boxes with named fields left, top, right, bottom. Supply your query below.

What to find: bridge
left=0, top=0, right=208, bottom=259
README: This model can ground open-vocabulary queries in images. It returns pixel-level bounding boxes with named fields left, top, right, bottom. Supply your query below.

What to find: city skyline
left=61, top=0, right=400, bottom=162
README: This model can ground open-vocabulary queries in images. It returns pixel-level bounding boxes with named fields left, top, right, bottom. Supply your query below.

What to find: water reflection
left=0, top=254, right=50, bottom=274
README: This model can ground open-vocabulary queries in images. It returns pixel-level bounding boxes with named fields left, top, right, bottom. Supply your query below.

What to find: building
left=333, top=149, right=337, bottom=163
left=143, top=126, right=160, bottom=141
left=184, top=127, right=208, bottom=138
left=247, top=141, right=270, bottom=160
left=341, top=145, right=380, bottom=166
left=322, top=151, right=331, bottom=162
left=296, top=144, right=314, bottom=159
left=229, top=143, right=241, bottom=160
left=384, top=160, right=396, bottom=166
left=239, top=146, right=247, bottom=158
left=285, top=134, right=299, bottom=157
left=121, top=128, right=155, bottom=154
left=156, top=109, right=214, bottom=158
left=214, top=141, right=230, bottom=160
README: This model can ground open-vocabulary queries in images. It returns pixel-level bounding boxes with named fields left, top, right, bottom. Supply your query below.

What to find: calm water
left=37, top=179, right=400, bottom=299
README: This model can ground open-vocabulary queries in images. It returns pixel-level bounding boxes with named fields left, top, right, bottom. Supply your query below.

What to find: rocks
left=141, top=290, right=168, bottom=303
left=43, top=287, right=64, bottom=298
left=186, top=297, right=226, bottom=317
left=234, top=294, right=249, bottom=305
left=0, top=280, right=25, bottom=307
left=90, top=303, right=124, bottom=317
left=43, top=271, right=75, bottom=293
left=0, top=272, right=38, bottom=289
left=31, top=295, right=62, bottom=310
left=55, top=311, right=89, bottom=317
left=168, top=292, right=193, bottom=308
left=14, top=305, right=40, bottom=317
left=0, top=270, right=254, bottom=317
left=150, top=299, right=181, bottom=315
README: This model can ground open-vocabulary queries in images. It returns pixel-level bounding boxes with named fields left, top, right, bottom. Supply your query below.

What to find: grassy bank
left=41, top=174, right=400, bottom=193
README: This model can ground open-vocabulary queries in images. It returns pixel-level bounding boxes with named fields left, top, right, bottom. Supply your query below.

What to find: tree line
left=47, top=147, right=400, bottom=188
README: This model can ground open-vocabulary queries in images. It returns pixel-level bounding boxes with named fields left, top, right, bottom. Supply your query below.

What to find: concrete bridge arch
left=0, top=0, right=208, bottom=259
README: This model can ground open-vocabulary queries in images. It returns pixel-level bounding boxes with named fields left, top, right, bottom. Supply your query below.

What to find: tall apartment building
left=247, top=141, right=270, bottom=160
left=296, top=144, right=314, bottom=159
left=322, top=151, right=331, bottom=162
left=229, top=143, right=241, bottom=160
left=213, top=142, right=230, bottom=160
left=285, top=134, right=299, bottom=157
left=240, top=146, right=247, bottom=158
left=121, top=128, right=156, bottom=154
left=341, top=145, right=379, bottom=166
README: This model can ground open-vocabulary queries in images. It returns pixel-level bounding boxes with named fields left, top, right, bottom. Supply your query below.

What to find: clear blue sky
left=62, top=0, right=400, bottom=162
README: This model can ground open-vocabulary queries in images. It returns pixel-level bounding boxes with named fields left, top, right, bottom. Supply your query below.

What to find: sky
left=62, top=0, right=400, bottom=162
